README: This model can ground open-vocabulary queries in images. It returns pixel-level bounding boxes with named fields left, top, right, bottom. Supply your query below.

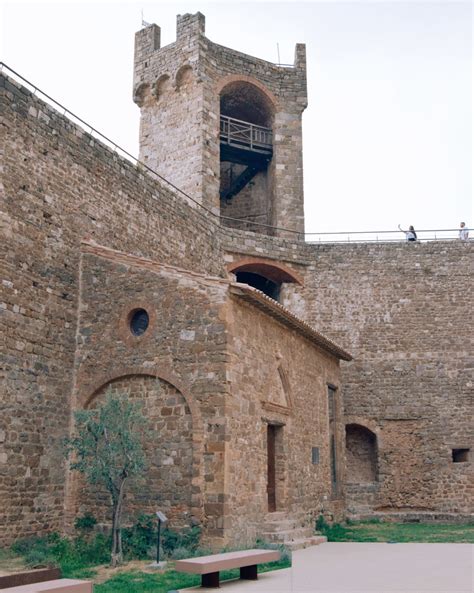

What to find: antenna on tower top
left=141, top=9, right=151, bottom=28
left=276, top=43, right=281, bottom=65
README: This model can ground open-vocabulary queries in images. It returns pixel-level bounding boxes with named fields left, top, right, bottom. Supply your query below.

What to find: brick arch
left=227, top=257, right=304, bottom=286
left=82, top=367, right=202, bottom=428
left=216, top=74, right=279, bottom=111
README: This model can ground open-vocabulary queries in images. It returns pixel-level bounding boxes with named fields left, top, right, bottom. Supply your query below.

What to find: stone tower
left=133, top=12, right=307, bottom=236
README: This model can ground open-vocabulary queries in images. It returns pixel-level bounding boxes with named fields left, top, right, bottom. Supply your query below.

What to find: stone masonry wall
left=304, top=241, right=473, bottom=516
left=223, top=237, right=473, bottom=518
left=67, top=247, right=231, bottom=542
left=222, top=295, right=345, bottom=545
left=0, top=73, right=226, bottom=546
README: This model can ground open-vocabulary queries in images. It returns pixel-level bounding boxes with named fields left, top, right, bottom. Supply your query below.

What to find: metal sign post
left=156, top=511, right=168, bottom=564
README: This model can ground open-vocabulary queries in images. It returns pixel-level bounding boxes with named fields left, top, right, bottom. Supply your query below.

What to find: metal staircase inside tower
left=220, top=114, right=272, bottom=201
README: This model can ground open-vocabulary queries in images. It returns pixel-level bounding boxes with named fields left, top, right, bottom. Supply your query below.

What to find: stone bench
left=174, top=548, right=280, bottom=588
left=0, top=568, right=91, bottom=593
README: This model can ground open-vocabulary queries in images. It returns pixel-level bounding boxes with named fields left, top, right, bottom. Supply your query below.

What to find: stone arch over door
left=66, top=370, right=204, bottom=530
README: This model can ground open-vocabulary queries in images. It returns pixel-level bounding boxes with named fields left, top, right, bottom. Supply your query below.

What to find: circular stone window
left=129, top=308, right=149, bottom=337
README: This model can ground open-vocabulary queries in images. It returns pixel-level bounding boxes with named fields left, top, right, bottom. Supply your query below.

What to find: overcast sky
left=2, top=0, right=472, bottom=236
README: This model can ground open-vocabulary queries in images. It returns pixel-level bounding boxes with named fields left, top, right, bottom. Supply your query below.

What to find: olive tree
left=65, top=392, right=148, bottom=567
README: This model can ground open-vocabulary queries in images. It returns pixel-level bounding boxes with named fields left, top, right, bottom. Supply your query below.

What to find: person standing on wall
left=398, top=224, right=417, bottom=242
left=459, top=222, right=469, bottom=241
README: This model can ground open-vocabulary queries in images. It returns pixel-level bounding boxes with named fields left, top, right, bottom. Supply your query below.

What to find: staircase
left=220, top=165, right=260, bottom=201
left=259, top=512, right=327, bottom=551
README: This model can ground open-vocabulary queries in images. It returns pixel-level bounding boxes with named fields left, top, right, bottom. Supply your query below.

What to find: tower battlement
left=133, top=13, right=307, bottom=235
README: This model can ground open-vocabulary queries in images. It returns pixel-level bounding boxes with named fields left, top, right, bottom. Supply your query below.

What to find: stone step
left=285, top=536, right=327, bottom=551
left=264, top=511, right=287, bottom=521
left=261, top=519, right=302, bottom=532
left=259, top=526, right=315, bottom=543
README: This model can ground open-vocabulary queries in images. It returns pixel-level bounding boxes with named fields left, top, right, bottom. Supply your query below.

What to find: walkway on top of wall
left=177, top=542, right=473, bottom=592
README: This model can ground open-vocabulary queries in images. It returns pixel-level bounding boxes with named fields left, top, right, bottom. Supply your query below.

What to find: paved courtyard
left=178, top=542, right=473, bottom=593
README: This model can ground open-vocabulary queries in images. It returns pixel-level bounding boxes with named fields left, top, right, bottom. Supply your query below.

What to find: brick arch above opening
left=216, top=74, right=279, bottom=111
left=81, top=366, right=203, bottom=432
left=227, top=257, right=304, bottom=286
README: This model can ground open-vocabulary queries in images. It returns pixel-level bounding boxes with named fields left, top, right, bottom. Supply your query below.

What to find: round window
left=129, top=309, right=149, bottom=336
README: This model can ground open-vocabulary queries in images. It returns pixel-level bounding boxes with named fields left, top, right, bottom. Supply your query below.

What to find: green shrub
left=162, top=525, right=201, bottom=558
left=122, top=514, right=156, bottom=560
left=315, top=514, right=330, bottom=533
left=74, top=514, right=97, bottom=533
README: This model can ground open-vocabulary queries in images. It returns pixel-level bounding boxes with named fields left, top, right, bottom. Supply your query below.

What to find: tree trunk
left=110, top=479, right=127, bottom=567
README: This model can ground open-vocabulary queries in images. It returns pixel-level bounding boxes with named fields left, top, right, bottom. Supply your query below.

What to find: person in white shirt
left=459, top=222, right=469, bottom=241
left=398, top=224, right=417, bottom=242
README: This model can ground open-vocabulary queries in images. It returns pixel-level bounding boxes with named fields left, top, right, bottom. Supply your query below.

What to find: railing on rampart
left=305, top=228, right=467, bottom=244
left=1, top=62, right=469, bottom=245
left=220, top=115, right=272, bottom=153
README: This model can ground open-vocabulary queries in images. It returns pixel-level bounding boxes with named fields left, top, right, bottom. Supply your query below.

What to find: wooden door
left=267, top=425, right=276, bottom=512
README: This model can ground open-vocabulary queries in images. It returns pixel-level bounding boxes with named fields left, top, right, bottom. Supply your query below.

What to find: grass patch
left=319, top=520, right=474, bottom=543
left=95, top=558, right=291, bottom=593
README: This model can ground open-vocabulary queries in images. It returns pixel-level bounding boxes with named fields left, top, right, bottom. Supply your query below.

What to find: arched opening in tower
left=219, top=81, right=274, bottom=235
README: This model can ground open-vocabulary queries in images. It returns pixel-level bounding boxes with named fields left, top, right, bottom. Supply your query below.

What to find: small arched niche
left=345, top=424, right=378, bottom=484
left=133, top=82, right=152, bottom=108
left=154, top=74, right=172, bottom=100
left=175, top=64, right=194, bottom=90
left=219, top=80, right=275, bottom=234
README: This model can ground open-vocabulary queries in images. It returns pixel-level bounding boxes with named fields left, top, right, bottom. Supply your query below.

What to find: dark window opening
left=330, top=434, right=337, bottom=488
left=312, top=447, right=320, bottom=464
left=129, top=308, right=149, bottom=336
left=452, top=448, right=470, bottom=463
left=235, top=271, right=280, bottom=301
left=327, top=385, right=339, bottom=497
left=328, top=385, right=336, bottom=422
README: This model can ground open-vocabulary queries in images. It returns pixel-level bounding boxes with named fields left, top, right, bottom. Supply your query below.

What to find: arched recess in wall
left=175, top=64, right=194, bottom=91
left=228, top=258, right=303, bottom=303
left=133, top=82, right=152, bottom=107
left=68, top=371, right=204, bottom=529
left=154, top=74, right=172, bottom=100
left=218, top=76, right=277, bottom=233
left=345, top=424, right=378, bottom=484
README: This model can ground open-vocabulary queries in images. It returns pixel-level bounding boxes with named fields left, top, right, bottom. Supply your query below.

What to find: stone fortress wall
left=0, top=73, right=222, bottom=545
left=1, top=12, right=472, bottom=547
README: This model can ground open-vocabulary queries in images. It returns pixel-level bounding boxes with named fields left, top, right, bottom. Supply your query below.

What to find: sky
left=1, top=0, right=472, bottom=237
